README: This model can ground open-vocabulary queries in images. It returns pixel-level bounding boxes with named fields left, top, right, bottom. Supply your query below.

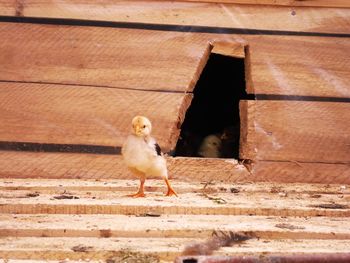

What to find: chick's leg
left=127, top=168, right=146, bottom=198
left=164, top=178, right=178, bottom=197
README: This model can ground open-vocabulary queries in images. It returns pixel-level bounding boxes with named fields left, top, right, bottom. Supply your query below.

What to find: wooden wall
left=0, top=1, right=349, bottom=183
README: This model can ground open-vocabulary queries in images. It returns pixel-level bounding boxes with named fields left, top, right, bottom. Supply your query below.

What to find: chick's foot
left=126, top=192, right=146, bottom=198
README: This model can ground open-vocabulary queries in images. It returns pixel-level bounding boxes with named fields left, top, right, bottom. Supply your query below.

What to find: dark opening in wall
left=174, top=52, right=254, bottom=159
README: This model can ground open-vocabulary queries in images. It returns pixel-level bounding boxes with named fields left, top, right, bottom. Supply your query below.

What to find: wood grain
left=240, top=100, right=350, bottom=163
left=0, top=22, right=211, bottom=92
left=0, top=181, right=349, bottom=217
left=1, top=22, right=349, bottom=98
left=1, top=151, right=349, bottom=184
left=1, top=178, right=348, bottom=195
left=251, top=160, right=350, bottom=184
left=0, top=82, right=192, bottom=150
left=0, top=151, right=250, bottom=182
left=1, top=1, right=349, bottom=33
left=0, top=178, right=349, bottom=261
left=211, top=41, right=245, bottom=58
left=1, top=237, right=350, bottom=261
left=1, top=214, right=349, bottom=240
left=161, top=0, right=350, bottom=8
left=244, top=35, right=350, bottom=98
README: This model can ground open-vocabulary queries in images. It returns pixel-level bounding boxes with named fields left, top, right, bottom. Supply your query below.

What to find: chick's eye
left=142, top=125, right=146, bottom=128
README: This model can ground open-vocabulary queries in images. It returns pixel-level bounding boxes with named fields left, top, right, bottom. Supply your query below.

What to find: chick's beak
left=134, top=126, right=142, bottom=136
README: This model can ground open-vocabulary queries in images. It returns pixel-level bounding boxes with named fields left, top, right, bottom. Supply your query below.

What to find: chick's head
left=202, top=135, right=222, bottom=150
left=131, top=116, right=152, bottom=137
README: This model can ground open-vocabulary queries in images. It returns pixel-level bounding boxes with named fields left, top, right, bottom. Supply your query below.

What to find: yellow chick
left=197, top=134, right=222, bottom=158
left=122, top=116, right=178, bottom=197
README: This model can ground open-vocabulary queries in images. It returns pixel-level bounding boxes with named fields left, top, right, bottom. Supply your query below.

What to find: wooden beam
left=211, top=41, right=245, bottom=58
left=0, top=236, right=187, bottom=261
left=240, top=100, right=350, bottom=163
left=1, top=151, right=349, bottom=184
left=251, top=160, right=350, bottom=184
left=0, top=178, right=349, bottom=260
left=1, top=214, right=350, bottom=240
left=2, top=22, right=349, bottom=98
left=1, top=237, right=350, bottom=261
left=244, top=35, right=350, bottom=98
left=0, top=151, right=251, bottom=182
left=164, top=1, right=350, bottom=8
left=1, top=178, right=348, bottom=195
left=176, top=254, right=350, bottom=263
left=1, top=1, right=349, bottom=32
left=0, top=82, right=192, bottom=150
left=0, top=22, right=211, bottom=93
left=0, top=181, right=349, bottom=217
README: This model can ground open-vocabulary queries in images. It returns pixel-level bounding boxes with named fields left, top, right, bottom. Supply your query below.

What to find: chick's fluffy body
left=122, top=135, right=168, bottom=179
left=122, top=116, right=167, bottom=179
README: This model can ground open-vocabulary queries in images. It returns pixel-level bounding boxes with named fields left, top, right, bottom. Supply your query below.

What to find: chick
left=197, top=134, right=222, bottom=158
left=122, top=116, right=177, bottom=197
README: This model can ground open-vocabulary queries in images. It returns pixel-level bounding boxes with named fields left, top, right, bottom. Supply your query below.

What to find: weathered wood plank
left=1, top=151, right=349, bottom=184
left=176, top=254, right=350, bottom=263
left=1, top=214, right=350, bottom=240
left=161, top=0, right=350, bottom=8
left=1, top=237, right=349, bottom=261
left=240, top=100, right=350, bottom=163
left=0, top=186, right=349, bottom=217
left=0, top=237, right=185, bottom=261
left=0, top=82, right=192, bottom=150
left=1, top=22, right=350, bottom=98
left=0, top=151, right=251, bottom=182
left=1, top=1, right=349, bottom=33
left=0, top=22, right=211, bottom=92
left=251, top=160, right=350, bottom=184
left=211, top=41, right=245, bottom=58
left=1, top=178, right=348, bottom=195
left=244, top=35, right=350, bottom=98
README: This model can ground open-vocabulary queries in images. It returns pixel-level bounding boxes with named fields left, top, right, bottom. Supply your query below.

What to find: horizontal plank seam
left=0, top=141, right=122, bottom=155
left=0, top=16, right=349, bottom=38
left=0, top=143, right=349, bottom=166
left=177, top=254, right=350, bottom=262
left=2, top=81, right=350, bottom=102
left=255, top=94, right=350, bottom=103
left=0, top=80, right=187, bottom=94
left=257, top=159, right=350, bottom=165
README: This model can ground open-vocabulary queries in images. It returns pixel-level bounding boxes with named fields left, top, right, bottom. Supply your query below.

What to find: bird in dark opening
left=197, top=134, right=222, bottom=158
left=122, top=116, right=178, bottom=197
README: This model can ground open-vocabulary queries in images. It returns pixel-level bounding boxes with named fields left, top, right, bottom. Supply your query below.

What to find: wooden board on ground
left=0, top=82, right=192, bottom=150
left=1, top=178, right=348, bottom=195
left=240, top=100, right=350, bottom=163
left=1, top=213, right=350, bottom=240
left=0, top=178, right=349, bottom=261
left=1, top=1, right=349, bottom=33
left=0, top=179, right=349, bottom=217
left=1, top=236, right=349, bottom=261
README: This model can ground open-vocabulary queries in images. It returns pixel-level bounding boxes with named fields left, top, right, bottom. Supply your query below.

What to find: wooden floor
left=0, top=178, right=349, bottom=262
